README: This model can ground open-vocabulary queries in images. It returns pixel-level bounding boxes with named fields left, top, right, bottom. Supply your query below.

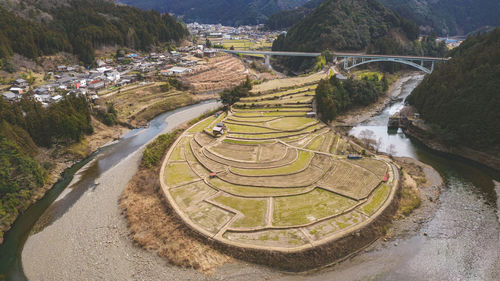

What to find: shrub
left=141, top=129, right=182, bottom=168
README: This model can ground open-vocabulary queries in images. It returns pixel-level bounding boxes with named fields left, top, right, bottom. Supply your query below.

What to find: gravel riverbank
left=22, top=102, right=222, bottom=280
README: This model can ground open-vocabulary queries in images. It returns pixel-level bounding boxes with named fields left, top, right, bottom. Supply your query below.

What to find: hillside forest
left=271, top=0, right=447, bottom=72
left=0, top=0, right=188, bottom=66
left=0, top=95, right=93, bottom=241
left=407, top=28, right=500, bottom=149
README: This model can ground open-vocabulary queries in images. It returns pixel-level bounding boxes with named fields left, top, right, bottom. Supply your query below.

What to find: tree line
left=316, top=74, right=388, bottom=122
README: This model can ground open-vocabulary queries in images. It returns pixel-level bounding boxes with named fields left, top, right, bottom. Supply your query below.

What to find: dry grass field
left=184, top=54, right=248, bottom=93
left=101, top=82, right=195, bottom=126
left=160, top=83, right=397, bottom=251
left=251, top=72, right=327, bottom=93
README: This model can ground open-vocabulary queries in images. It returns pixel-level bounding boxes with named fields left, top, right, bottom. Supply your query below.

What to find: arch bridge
left=337, top=53, right=450, bottom=74
left=221, top=49, right=450, bottom=74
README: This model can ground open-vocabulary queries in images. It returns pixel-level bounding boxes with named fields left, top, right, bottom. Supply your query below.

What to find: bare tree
left=359, top=129, right=376, bottom=149
left=375, top=137, right=383, bottom=152
left=387, top=143, right=396, bottom=156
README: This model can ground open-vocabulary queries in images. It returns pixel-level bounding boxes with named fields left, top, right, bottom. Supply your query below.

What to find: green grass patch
left=226, top=123, right=277, bottom=134
left=65, top=138, right=89, bottom=158
left=214, top=194, right=267, bottom=228
left=188, top=116, right=216, bottom=133
left=234, top=107, right=311, bottom=112
left=227, top=116, right=276, bottom=123
left=231, top=150, right=312, bottom=176
left=267, top=117, right=316, bottom=131
left=360, top=184, right=392, bottom=215
left=306, top=135, right=325, bottom=151
left=273, top=188, right=357, bottom=226
left=223, top=139, right=273, bottom=145
left=209, top=178, right=310, bottom=197
left=170, top=181, right=216, bottom=210
left=261, top=111, right=308, bottom=117
left=168, top=137, right=185, bottom=161
left=230, top=132, right=300, bottom=139
left=185, top=201, right=233, bottom=234
left=164, top=162, right=199, bottom=186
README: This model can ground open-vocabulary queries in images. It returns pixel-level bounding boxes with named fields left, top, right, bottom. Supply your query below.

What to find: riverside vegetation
left=315, top=74, right=389, bottom=123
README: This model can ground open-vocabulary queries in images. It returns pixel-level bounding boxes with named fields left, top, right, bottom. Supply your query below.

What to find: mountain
left=119, top=0, right=310, bottom=26
left=271, top=0, right=447, bottom=71
left=265, top=0, right=322, bottom=30
left=267, top=0, right=500, bottom=36
left=0, top=0, right=188, bottom=65
left=378, top=0, right=500, bottom=36
left=407, top=28, right=500, bottom=149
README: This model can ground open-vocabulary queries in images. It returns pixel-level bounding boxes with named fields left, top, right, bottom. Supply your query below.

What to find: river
left=3, top=75, right=500, bottom=280
left=0, top=100, right=221, bottom=280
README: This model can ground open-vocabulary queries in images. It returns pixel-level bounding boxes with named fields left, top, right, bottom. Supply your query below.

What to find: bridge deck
left=222, top=49, right=450, bottom=61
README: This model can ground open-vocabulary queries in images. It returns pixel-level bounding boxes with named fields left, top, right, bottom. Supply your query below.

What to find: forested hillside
left=265, top=0, right=322, bottom=30
left=0, top=0, right=188, bottom=65
left=407, top=29, right=500, bottom=149
left=0, top=95, right=93, bottom=241
left=271, top=0, right=446, bottom=71
left=0, top=7, right=71, bottom=60
left=379, top=0, right=500, bottom=36
left=120, top=0, right=309, bottom=26
left=267, top=0, right=499, bottom=36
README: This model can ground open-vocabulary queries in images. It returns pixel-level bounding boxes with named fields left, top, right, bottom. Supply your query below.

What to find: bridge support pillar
left=430, top=61, right=435, bottom=73
left=264, top=55, right=271, bottom=68
left=344, top=57, right=348, bottom=70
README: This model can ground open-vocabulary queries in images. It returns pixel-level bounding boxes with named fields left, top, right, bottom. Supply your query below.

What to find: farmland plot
left=160, top=83, right=398, bottom=252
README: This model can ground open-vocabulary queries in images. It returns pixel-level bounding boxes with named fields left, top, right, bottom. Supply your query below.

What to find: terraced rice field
left=160, top=84, right=398, bottom=252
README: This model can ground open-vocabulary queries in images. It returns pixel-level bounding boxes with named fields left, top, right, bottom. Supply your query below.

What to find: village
left=0, top=46, right=224, bottom=105
left=1, top=23, right=281, bottom=106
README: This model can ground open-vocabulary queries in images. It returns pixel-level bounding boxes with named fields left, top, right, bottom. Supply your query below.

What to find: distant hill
left=267, top=0, right=500, bottom=36
left=119, top=0, right=309, bottom=26
left=271, top=0, right=448, bottom=71
left=407, top=28, right=500, bottom=149
left=378, top=0, right=500, bottom=36
left=265, top=0, right=322, bottom=30
left=0, top=0, right=188, bottom=65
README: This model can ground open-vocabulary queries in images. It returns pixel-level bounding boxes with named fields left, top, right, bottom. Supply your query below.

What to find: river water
left=0, top=100, right=220, bottom=280
left=339, top=75, right=500, bottom=280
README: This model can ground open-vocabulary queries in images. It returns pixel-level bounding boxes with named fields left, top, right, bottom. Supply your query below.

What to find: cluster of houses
left=1, top=64, right=136, bottom=105
left=1, top=46, right=222, bottom=106
left=187, top=22, right=281, bottom=48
